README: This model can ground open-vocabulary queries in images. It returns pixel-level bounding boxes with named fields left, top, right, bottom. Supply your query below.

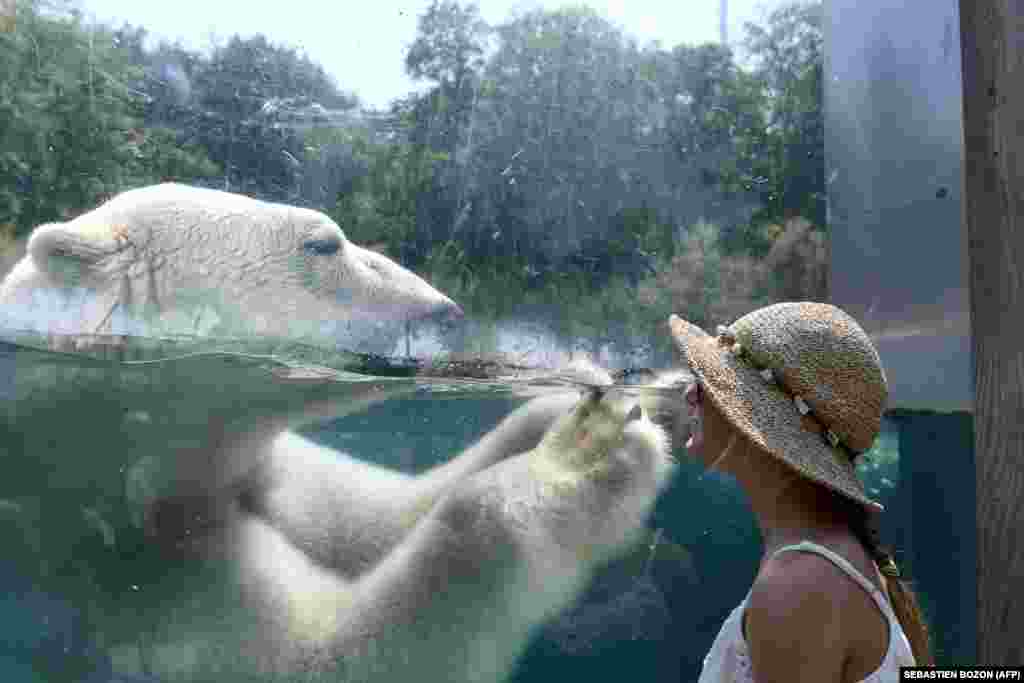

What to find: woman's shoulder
left=750, top=546, right=860, bottom=624
left=744, top=539, right=893, bottom=680
left=743, top=551, right=859, bottom=679
left=751, top=538, right=881, bottom=618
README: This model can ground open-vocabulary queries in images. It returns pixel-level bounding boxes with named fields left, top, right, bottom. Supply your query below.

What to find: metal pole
left=720, top=0, right=728, bottom=46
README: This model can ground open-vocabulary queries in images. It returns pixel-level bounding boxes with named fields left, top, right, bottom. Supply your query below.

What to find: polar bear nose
left=626, top=404, right=643, bottom=422
left=416, top=300, right=465, bottom=328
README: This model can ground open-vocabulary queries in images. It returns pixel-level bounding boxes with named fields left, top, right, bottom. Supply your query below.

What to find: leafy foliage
left=741, top=1, right=825, bottom=232
left=186, top=33, right=358, bottom=201
left=0, top=0, right=215, bottom=233
left=1, top=0, right=828, bottom=359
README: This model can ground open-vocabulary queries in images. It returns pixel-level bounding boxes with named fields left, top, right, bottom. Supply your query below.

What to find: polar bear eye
left=50, top=248, right=78, bottom=262
left=303, top=237, right=341, bottom=256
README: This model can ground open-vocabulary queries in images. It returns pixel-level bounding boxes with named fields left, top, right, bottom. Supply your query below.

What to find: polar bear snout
left=0, top=184, right=468, bottom=347
left=412, top=299, right=465, bottom=328
left=345, top=243, right=463, bottom=324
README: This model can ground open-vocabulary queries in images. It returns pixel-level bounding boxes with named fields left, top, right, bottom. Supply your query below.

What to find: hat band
left=715, top=326, right=861, bottom=463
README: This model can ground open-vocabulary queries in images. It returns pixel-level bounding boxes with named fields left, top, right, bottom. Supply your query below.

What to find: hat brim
left=668, top=314, right=883, bottom=513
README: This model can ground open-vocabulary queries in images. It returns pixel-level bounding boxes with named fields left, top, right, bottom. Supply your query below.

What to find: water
left=0, top=335, right=903, bottom=681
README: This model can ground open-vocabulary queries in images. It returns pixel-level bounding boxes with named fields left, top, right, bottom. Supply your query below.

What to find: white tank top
left=697, top=540, right=916, bottom=682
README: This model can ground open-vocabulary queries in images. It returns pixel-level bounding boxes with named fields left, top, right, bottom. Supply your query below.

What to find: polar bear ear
left=27, top=221, right=124, bottom=280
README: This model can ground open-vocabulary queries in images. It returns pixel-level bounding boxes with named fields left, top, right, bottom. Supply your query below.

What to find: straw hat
left=668, top=302, right=888, bottom=512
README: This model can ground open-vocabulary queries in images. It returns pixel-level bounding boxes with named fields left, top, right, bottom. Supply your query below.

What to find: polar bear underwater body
left=0, top=185, right=680, bottom=681
left=233, top=383, right=675, bottom=681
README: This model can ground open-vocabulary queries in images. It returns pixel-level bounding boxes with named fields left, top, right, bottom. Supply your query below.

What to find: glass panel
left=826, top=0, right=975, bottom=666
left=0, top=0, right=972, bottom=679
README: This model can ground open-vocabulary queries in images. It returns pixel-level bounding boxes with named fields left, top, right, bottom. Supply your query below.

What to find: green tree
left=403, top=1, right=490, bottom=249
left=0, top=0, right=215, bottom=235
left=326, top=126, right=448, bottom=266
left=468, top=8, right=653, bottom=268
left=741, top=0, right=825, bottom=234
left=190, top=34, right=357, bottom=201
left=405, top=0, right=488, bottom=87
left=651, top=41, right=771, bottom=253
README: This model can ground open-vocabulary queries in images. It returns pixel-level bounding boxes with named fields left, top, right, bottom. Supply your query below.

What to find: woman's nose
left=684, top=383, right=701, bottom=416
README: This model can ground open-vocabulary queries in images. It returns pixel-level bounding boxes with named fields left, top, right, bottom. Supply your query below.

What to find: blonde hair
left=841, top=497, right=934, bottom=665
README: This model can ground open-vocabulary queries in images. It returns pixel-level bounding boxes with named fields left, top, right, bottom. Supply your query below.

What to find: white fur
left=0, top=183, right=459, bottom=350
left=0, top=191, right=677, bottom=680
left=227, top=387, right=674, bottom=681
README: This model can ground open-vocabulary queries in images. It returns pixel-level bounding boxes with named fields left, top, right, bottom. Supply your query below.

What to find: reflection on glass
left=0, top=0, right=968, bottom=680
left=825, top=0, right=974, bottom=665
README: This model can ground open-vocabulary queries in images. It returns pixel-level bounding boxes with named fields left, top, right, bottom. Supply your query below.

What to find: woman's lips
left=686, top=420, right=703, bottom=453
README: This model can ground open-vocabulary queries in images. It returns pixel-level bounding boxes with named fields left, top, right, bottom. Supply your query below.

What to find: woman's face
left=684, top=379, right=734, bottom=469
left=684, top=381, right=705, bottom=455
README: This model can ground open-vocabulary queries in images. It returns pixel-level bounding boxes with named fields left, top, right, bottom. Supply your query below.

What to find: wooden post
left=959, top=0, right=1024, bottom=666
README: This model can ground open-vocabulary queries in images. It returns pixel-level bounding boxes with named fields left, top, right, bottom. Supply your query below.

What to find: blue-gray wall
left=825, top=0, right=975, bottom=665
left=826, top=0, right=970, bottom=414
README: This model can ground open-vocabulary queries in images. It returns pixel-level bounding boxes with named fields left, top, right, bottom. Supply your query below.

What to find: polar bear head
left=0, top=184, right=461, bottom=353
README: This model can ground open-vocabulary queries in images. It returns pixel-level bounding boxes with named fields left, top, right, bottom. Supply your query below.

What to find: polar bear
left=219, top=384, right=674, bottom=681
left=0, top=186, right=681, bottom=680
left=0, top=182, right=469, bottom=534
left=0, top=183, right=461, bottom=352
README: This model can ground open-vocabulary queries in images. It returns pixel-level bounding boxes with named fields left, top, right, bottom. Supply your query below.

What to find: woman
left=668, top=302, right=933, bottom=682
